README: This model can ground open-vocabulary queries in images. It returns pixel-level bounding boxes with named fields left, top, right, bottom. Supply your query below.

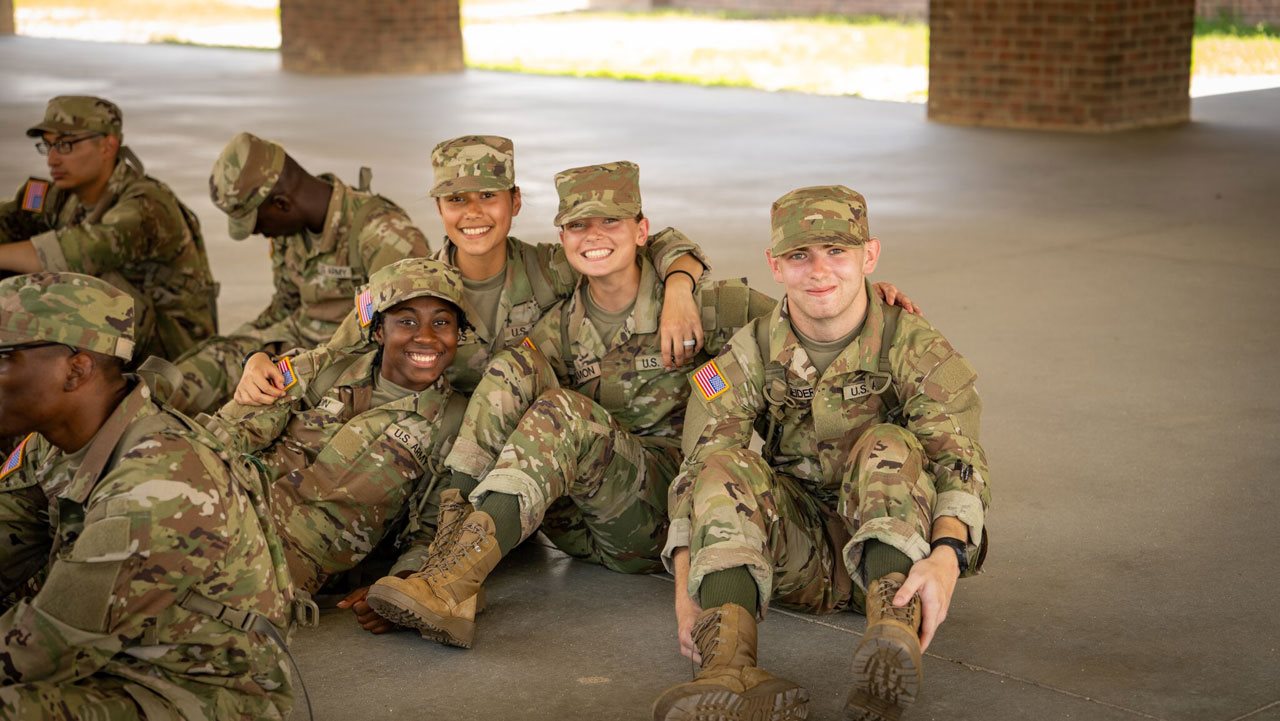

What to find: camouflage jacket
left=667, top=283, right=991, bottom=566
left=0, top=380, right=292, bottom=720
left=241, top=174, right=431, bottom=348
left=314, top=227, right=708, bottom=395
left=525, top=255, right=774, bottom=449
left=0, top=153, right=218, bottom=361
left=208, top=350, right=463, bottom=589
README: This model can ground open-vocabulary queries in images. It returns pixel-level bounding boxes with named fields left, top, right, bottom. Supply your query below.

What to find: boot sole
left=365, top=584, right=475, bottom=649
left=653, top=683, right=809, bottom=721
left=844, top=624, right=922, bottom=721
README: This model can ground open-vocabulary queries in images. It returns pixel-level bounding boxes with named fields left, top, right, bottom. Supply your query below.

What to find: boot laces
left=415, top=521, right=487, bottom=580
left=691, top=609, right=724, bottom=667
left=871, top=576, right=918, bottom=626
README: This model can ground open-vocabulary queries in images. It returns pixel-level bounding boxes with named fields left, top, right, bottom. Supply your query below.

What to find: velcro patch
left=573, top=359, right=601, bottom=385
left=357, top=289, right=375, bottom=327
left=506, top=325, right=533, bottom=340
left=693, top=360, right=730, bottom=401
left=634, top=354, right=663, bottom=371
left=521, top=337, right=537, bottom=352
left=842, top=378, right=872, bottom=400
left=788, top=385, right=815, bottom=401
left=0, top=434, right=34, bottom=481
left=317, top=264, right=355, bottom=280
left=386, top=423, right=431, bottom=469
left=276, top=357, right=298, bottom=391
left=22, top=178, right=50, bottom=213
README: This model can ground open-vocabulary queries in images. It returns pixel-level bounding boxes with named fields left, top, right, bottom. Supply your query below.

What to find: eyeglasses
left=34, top=134, right=103, bottom=156
left=0, top=342, right=77, bottom=360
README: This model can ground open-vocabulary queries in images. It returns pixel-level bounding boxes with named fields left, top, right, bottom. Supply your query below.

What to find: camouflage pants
left=169, top=317, right=323, bottom=415
left=0, top=680, right=147, bottom=721
left=687, top=424, right=935, bottom=616
left=446, top=346, right=677, bottom=574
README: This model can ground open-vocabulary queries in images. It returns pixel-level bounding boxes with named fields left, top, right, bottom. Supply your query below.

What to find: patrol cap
left=356, top=258, right=467, bottom=342
left=553, top=161, right=641, bottom=227
left=26, top=95, right=123, bottom=139
left=770, top=185, right=869, bottom=255
left=0, top=272, right=136, bottom=361
left=209, top=132, right=287, bottom=241
left=430, top=135, right=515, bottom=197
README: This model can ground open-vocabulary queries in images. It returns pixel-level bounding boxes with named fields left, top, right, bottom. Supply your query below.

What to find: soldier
left=0, top=95, right=218, bottom=363
left=0, top=272, right=292, bottom=720
left=362, top=160, right=778, bottom=649
left=653, top=186, right=990, bottom=721
left=169, top=131, right=431, bottom=415
left=204, top=258, right=469, bottom=613
left=234, top=135, right=710, bottom=407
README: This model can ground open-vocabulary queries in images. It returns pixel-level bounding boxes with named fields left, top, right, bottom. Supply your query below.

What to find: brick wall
left=280, top=0, right=464, bottom=74
left=928, top=0, right=1195, bottom=132
left=1, top=0, right=14, bottom=35
left=1197, top=0, right=1280, bottom=24
left=654, top=0, right=927, bottom=18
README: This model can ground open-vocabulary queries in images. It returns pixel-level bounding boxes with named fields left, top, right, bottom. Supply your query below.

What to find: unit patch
left=21, top=178, right=50, bottom=213
left=693, top=360, right=730, bottom=401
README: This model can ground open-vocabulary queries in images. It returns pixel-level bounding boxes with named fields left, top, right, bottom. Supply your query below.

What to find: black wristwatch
left=930, top=537, right=969, bottom=575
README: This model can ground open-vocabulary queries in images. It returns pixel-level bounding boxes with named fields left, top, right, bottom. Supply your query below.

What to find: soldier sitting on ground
left=654, top=186, right=990, bottom=721
left=204, top=258, right=470, bottom=618
left=234, top=135, right=710, bottom=412
left=0, top=272, right=292, bottom=721
left=0, top=96, right=218, bottom=363
left=169, top=131, right=431, bottom=415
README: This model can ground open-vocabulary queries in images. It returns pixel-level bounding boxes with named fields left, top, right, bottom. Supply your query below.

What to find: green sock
left=862, top=540, right=912, bottom=583
left=475, top=492, right=522, bottom=556
left=699, top=566, right=759, bottom=616
left=449, top=469, right=480, bottom=497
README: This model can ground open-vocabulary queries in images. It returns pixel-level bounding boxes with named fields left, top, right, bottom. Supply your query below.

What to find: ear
left=101, top=134, right=121, bottom=157
left=62, top=351, right=95, bottom=392
left=510, top=187, right=523, bottom=217
left=270, top=194, right=293, bottom=213
left=862, top=237, right=881, bottom=275
left=765, top=249, right=783, bottom=283
left=635, top=217, right=650, bottom=246
left=373, top=325, right=385, bottom=346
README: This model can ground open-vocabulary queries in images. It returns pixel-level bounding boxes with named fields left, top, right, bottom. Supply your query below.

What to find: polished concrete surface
left=2, top=37, right=1278, bottom=721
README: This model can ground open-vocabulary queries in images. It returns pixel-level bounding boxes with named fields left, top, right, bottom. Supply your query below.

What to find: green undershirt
left=583, top=289, right=636, bottom=346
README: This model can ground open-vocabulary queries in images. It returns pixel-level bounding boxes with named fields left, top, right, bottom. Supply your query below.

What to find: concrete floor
left=3, top=37, right=1279, bottom=721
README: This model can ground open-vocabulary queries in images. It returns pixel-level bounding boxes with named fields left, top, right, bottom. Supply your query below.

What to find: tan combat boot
left=652, top=603, right=809, bottom=721
left=366, top=510, right=502, bottom=648
left=416, top=488, right=485, bottom=643
left=845, top=572, right=924, bottom=721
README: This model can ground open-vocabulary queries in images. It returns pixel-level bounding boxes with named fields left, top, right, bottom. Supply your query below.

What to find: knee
left=529, top=387, right=592, bottom=424
left=852, top=423, right=924, bottom=463
left=482, top=347, right=558, bottom=400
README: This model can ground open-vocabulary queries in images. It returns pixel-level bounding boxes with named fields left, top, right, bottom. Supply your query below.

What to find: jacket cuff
left=29, top=229, right=65, bottom=271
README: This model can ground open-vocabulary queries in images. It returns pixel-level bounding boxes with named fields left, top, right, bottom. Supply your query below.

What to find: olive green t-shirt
left=462, top=268, right=506, bottom=338
left=371, top=373, right=418, bottom=408
left=795, top=321, right=863, bottom=378
left=584, top=288, right=637, bottom=346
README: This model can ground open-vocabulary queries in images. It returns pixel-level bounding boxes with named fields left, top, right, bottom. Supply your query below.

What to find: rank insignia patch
left=357, top=289, right=375, bottom=327
left=693, top=360, right=730, bottom=401
left=22, top=179, right=49, bottom=213
left=0, top=434, right=33, bottom=482
left=277, top=357, right=298, bottom=391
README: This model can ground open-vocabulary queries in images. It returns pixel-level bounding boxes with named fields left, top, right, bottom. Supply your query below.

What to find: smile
left=582, top=248, right=613, bottom=260
left=405, top=350, right=440, bottom=367
left=461, top=226, right=492, bottom=237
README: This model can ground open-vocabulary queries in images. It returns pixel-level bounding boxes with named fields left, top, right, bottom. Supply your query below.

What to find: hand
left=873, top=281, right=923, bottom=317
left=233, top=352, right=287, bottom=405
left=660, top=275, right=705, bottom=369
left=676, top=586, right=704, bottom=663
left=894, top=548, right=960, bottom=652
left=336, top=585, right=400, bottom=635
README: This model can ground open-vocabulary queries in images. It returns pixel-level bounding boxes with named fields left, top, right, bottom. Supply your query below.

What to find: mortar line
left=1227, top=699, right=1280, bottom=721
left=648, top=574, right=1170, bottom=721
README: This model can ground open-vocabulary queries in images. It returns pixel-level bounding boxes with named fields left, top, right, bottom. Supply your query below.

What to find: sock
left=862, top=540, right=913, bottom=583
left=449, top=469, right=479, bottom=497
left=475, top=492, right=522, bottom=556
left=699, top=566, right=759, bottom=616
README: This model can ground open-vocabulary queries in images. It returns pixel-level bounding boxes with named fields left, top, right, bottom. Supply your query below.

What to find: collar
left=436, top=236, right=525, bottom=342
left=769, top=279, right=885, bottom=379
left=566, top=255, right=660, bottom=353
left=59, top=381, right=153, bottom=505
left=348, top=350, right=455, bottom=417
left=309, top=173, right=348, bottom=255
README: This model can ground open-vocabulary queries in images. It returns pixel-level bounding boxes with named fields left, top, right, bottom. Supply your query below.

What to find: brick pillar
left=928, top=0, right=1196, bottom=132
left=280, top=0, right=464, bottom=74
left=2, top=0, right=15, bottom=35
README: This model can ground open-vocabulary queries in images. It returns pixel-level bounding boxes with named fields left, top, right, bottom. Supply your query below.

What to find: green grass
left=1195, top=14, right=1280, bottom=38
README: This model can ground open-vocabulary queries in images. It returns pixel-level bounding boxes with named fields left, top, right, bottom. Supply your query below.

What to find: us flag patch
left=521, top=337, right=537, bottom=352
left=0, top=434, right=33, bottom=481
left=357, top=289, right=375, bottom=327
left=21, top=179, right=49, bottom=213
left=277, top=357, right=298, bottom=391
left=693, top=360, right=730, bottom=401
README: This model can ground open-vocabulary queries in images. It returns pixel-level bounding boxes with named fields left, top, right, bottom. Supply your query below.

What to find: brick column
left=2, top=0, right=15, bottom=36
left=280, top=0, right=464, bottom=74
left=928, top=0, right=1196, bottom=132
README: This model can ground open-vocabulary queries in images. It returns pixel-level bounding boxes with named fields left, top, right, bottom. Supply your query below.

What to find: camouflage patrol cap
left=0, top=272, right=136, bottom=361
left=25, top=95, right=123, bottom=139
left=553, top=161, right=641, bottom=227
left=770, top=185, right=869, bottom=255
left=357, top=258, right=467, bottom=342
left=430, top=135, right=515, bottom=197
left=209, top=132, right=287, bottom=241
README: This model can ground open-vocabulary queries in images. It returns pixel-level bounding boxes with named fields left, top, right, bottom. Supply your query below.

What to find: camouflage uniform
left=665, top=186, right=991, bottom=616
left=171, top=132, right=430, bottom=415
left=0, top=273, right=291, bottom=721
left=313, top=135, right=708, bottom=396
left=444, top=161, right=774, bottom=573
left=205, top=258, right=468, bottom=595
left=0, top=96, right=218, bottom=362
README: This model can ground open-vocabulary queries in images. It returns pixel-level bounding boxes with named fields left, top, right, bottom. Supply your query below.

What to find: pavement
left=2, top=36, right=1279, bottom=721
